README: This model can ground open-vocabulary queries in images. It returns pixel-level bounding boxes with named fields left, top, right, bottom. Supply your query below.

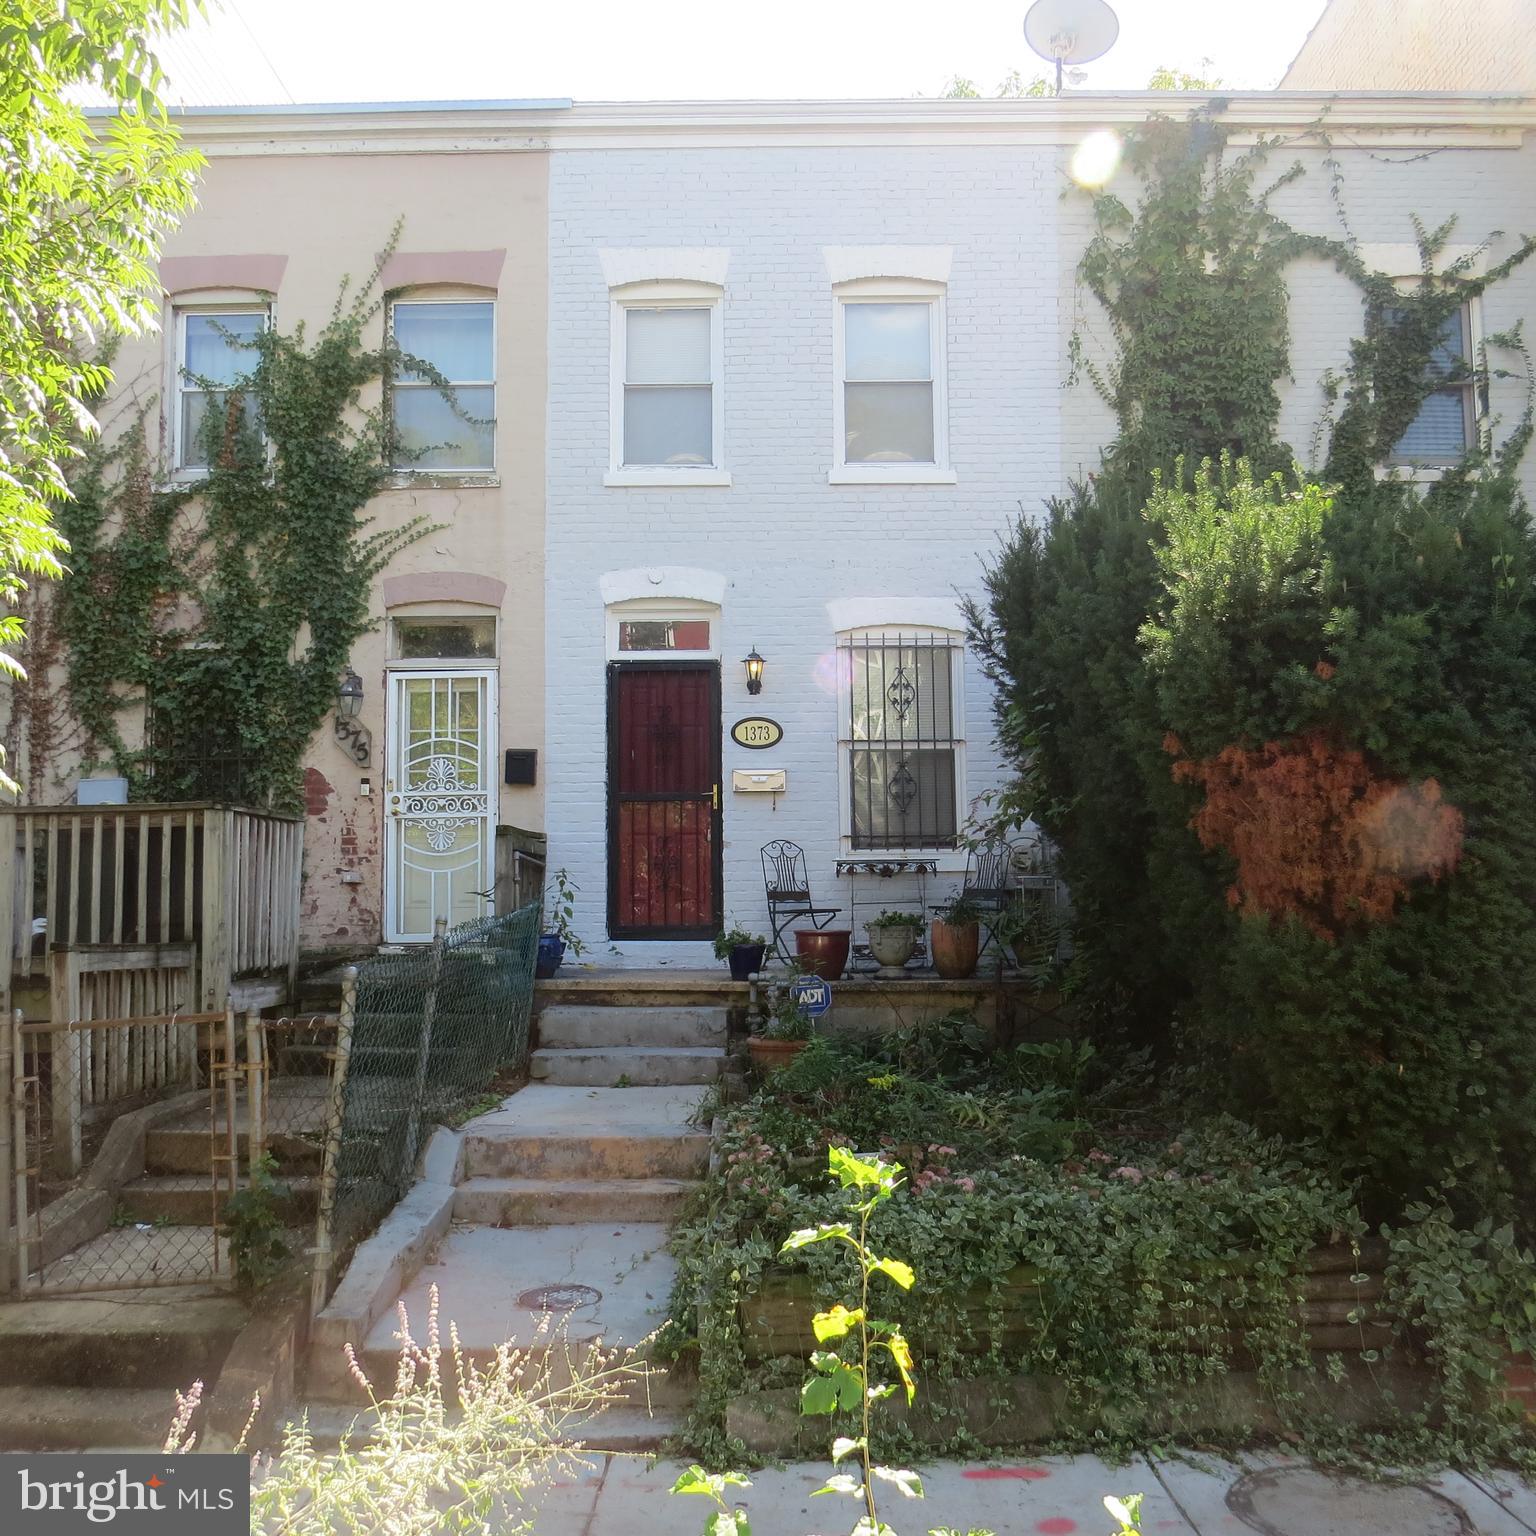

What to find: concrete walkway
left=511, top=1452, right=1536, bottom=1536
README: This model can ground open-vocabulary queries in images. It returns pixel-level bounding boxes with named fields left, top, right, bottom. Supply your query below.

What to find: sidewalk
left=518, top=1452, right=1536, bottom=1535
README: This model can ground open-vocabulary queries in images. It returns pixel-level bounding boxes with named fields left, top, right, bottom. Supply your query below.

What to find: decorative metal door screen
left=385, top=671, right=497, bottom=943
left=607, top=664, right=722, bottom=939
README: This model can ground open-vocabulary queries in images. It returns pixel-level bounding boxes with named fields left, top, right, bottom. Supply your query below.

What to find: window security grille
left=843, top=632, right=960, bottom=850
left=145, top=656, right=253, bottom=804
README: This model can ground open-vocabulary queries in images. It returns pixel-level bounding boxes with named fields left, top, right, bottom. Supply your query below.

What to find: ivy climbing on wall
left=35, top=233, right=433, bottom=812
left=969, top=110, right=1536, bottom=1222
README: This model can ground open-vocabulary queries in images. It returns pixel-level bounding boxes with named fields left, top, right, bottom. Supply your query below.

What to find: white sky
left=154, top=0, right=1330, bottom=108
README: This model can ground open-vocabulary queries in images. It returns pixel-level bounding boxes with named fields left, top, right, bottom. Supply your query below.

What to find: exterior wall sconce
left=743, top=648, right=766, bottom=695
left=337, top=666, right=365, bottom=720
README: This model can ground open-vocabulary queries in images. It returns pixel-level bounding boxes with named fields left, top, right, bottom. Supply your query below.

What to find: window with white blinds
left=175, top=307, right=268, bottom=470
left=390, top=299, right=496, bottom=472
left=621, top=305, right=716, bottom=467
left=830, top=279, right=951, bottom=483
left=1390, top=304, right=1478, bottom=464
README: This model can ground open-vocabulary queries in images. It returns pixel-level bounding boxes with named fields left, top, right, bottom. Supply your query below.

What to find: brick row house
left=8, top=92, right=1536, bottom=970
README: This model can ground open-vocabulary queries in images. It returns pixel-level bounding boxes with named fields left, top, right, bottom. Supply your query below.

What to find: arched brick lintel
left=379, top=250, right=506, bottom=292
left=381, top=571, right=507, bottom=609
left=159, top=253, right=288, bottom=295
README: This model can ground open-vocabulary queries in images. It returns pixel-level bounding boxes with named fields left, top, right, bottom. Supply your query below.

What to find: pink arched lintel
left=379, top=250, right=506, bottom=292
left=381, top=571, right=507, bottom=610
left=159, top=254, right=288, bottom=295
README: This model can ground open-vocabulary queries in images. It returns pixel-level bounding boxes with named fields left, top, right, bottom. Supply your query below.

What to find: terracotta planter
left=865, top=921, right=919, bottom=978
left=794, top=928, right=850, bottom=981
left=748, top=1036, right=808, bottom=1074
left=930, top=917, right=980, bottom=979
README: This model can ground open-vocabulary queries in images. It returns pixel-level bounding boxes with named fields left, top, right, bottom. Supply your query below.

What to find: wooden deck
left=0, top=804, right=303, bottom=1019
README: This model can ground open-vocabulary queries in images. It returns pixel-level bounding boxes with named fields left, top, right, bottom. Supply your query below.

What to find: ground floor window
left=841, top=629, right=962, bottom=850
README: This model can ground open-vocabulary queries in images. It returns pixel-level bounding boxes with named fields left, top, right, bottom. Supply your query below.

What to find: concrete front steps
left=305, top=1004, right=726, bottom=1452
left=535, top=1004, right=728, bottom=1050
left=531, top=1045, right=723, bottom=1087
left=0, top=1284, right=248, bottom=1450
left=453, top=1176, right=696, bottom=1226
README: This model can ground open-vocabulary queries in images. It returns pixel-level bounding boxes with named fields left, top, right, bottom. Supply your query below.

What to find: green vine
left=1073, top=112, right=1331, bottom=487
left=52, top=225, right=435, bottom=811
left=665, top=1026, right=1536, bottom=1471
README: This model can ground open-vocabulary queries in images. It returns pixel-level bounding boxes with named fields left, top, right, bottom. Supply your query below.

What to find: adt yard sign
left=790, top=975, right=832, bottom=1017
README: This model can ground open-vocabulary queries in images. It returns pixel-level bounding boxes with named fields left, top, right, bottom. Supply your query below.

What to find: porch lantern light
left=743, top=648, right=766, bottom=696
left=337, top=666, right=364, bottom=720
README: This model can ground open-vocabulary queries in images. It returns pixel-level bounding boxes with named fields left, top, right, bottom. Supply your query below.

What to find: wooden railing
left=46, top=942, right=203, bottom=1174
left=0, top=804, right=303, bottom=1018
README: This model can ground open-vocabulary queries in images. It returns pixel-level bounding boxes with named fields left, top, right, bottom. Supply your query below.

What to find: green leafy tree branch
left=0, top=0, right=203, bottom=790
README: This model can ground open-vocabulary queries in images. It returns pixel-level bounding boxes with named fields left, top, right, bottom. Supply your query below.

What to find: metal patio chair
left=934, top=838, right=1017, bottom=961
left=761, top=840, right=842, bottom=962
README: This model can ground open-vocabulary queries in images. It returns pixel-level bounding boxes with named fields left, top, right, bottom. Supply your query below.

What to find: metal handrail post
left=310, top=966, right=357, bottom=1317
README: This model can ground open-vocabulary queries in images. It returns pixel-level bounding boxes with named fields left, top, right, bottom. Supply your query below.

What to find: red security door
left=608, top=664, right=722, bottom=938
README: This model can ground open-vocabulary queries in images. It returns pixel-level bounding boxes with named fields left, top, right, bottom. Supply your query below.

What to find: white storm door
left=385, top=669, right=498, bottom=943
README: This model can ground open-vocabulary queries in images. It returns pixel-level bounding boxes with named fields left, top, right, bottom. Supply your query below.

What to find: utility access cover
left=1228, top=1467, right=1473, bottom=1536
left=516, top=1283, right=602, bottom=1312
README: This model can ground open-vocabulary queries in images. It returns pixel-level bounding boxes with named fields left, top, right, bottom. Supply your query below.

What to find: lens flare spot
left=1070, top=130, right=1122, bottom=188
left=812, top=648, right=852, bottom=696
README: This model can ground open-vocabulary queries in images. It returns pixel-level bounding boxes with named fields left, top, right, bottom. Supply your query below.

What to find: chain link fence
left=311, top=901, right=540, bottom=1309
left=3, top=1002, right=241, bottom=1293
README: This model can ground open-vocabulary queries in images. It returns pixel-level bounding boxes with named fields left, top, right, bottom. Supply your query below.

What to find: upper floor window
left=832, top=280, right=952, bottom=485
left=607, top=280, right=727, bottom=486
left=1390, top=303, right=1479, bottom=465
left=840, top=628, right=963, bottom=851
left=390, top=299, right=495, bottom=472
left=175, top=306, right=268, bottom=471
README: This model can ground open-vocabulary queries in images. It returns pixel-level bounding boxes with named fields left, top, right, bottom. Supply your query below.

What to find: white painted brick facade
left=547, top=132, right=1536, bottom=966
left=546, top=145, right=1063, bottom=962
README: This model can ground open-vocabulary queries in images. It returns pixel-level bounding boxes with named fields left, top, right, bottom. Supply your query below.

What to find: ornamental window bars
left=842, top=632, right=961, bottom=851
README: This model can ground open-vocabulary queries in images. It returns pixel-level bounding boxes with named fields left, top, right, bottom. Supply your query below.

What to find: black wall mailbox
left=504, top=749, right=538, bottom=786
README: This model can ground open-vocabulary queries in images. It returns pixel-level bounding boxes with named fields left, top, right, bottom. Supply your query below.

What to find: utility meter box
left=732, top=768, right=787, bottom=793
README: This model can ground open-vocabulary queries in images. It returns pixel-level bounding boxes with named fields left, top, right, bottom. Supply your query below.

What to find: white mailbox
left=732, top=768, right=787, bottom=793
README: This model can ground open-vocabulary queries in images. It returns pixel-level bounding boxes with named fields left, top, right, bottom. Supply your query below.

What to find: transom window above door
left=390, top=614, right=498, bottom=659
left=390, top=299, right=496, bottom=472
left=618, top=618, right=711, bottom=652
left=607, top=280, right=728, bottom=487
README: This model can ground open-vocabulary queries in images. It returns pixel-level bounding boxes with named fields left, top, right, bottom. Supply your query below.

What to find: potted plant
left=536, top=868, right=586, bottom=979
left=864, top=909, right=924, bottom=978
left=930, top=891, right=984, bottom=980
left=747, top=976, right=815, bottom=1073
left=995, top=898, right=1064, bottom=1003
left=794, top=928, right=850, bottom=981
left=713, top=923, right=768, bottom=982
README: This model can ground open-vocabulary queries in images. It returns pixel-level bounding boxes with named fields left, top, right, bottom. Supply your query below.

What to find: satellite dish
left=1023, top=0, right=1120, bottom=91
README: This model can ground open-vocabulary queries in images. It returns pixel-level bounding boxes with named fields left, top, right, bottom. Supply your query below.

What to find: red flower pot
left=795, top=928, right=850, bottom=981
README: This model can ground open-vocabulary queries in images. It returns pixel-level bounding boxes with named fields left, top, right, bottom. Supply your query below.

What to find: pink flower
left=1087, top=1149, right=1113, bottom=1165
left=1112, top=1166, right=1145, bottom=1184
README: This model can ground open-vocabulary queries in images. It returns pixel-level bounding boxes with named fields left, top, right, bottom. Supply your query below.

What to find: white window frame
left=388, top=296, right=497, bottom=475
left=386, top=605, right=501, bottom=670
left=831, top=278, right=954, bottom=486
left=1382, top=295, right=1485, bottom=478
left=835, top=625, right=967, bottom=864
left=606, top=280, right=729, bottom=488
left=604, top=598, right=721, bottom=660
left=171, top=299, right=271, bottom=476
